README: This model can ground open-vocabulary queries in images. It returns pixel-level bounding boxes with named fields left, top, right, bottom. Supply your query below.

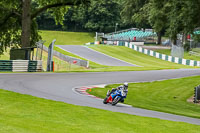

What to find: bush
left=184, top=42, right=190, bottom=51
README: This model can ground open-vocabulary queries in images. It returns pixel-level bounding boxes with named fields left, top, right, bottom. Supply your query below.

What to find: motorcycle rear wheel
left=103, top=97, right=108, bottom=104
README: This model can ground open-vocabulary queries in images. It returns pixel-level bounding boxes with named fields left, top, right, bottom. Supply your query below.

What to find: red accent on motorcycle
left=106, top=96, right=113, bottom=103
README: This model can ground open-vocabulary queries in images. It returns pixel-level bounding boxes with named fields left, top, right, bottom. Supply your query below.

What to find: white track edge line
left=84, top=46, right=141, bottom=67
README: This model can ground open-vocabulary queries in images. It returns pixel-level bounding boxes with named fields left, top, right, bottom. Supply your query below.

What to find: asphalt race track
left=57, top=45, right=137, bottom=66
left=0, top=69, right=200, bottom=125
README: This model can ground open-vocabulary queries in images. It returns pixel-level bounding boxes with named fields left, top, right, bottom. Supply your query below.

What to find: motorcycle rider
left=107, top=82, right=128, bottom=103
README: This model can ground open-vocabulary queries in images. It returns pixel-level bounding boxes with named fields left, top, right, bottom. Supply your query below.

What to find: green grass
left=89, top=45, right=194, bottom=69
left=0, top=49, right=10, bottom=60
left=39, top=30, right=95, bottom=46
left=0, top=89, right=200, bottom=133
left=154, top=49, right=200, bottom=61
left=87, top=76, right=200, bottom=118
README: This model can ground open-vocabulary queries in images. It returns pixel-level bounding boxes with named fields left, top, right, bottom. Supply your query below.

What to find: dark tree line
left=121, top=0, right=200, bottom=45
left=36, top=0, right=130, bottom=33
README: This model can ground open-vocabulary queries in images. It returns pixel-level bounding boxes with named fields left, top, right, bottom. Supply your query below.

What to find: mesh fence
left=37, top=43, right=89, bottom=68
left=171, top=44, right=184, bottom=58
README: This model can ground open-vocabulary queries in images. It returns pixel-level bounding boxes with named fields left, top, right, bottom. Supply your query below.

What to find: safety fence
left=86, top=41, right=200, bottom=67
left=0, top=60, right=43, bottom=72
left=39, top=44, right=89, bottom=68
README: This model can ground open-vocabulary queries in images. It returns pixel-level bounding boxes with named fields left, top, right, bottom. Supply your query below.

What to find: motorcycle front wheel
left=112, top=97, right=121, bottom=106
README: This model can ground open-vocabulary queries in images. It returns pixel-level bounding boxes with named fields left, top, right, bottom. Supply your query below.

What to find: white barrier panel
left=175, top=57, right=179, bottom=63
left=132, top=42, right=144, bottom=46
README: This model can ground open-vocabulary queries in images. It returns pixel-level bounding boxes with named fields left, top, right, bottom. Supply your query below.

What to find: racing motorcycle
left=103, top=88, right=127, bottom=106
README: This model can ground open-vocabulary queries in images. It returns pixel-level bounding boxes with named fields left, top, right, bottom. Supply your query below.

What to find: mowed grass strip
left=39, top=30, right=95, bottom=46
left=88, top=76, right=200, bottom=118
left=0, top=89, right=200, bottom=133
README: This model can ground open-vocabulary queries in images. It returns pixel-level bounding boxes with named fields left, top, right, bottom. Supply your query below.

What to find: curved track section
left=57, top=45, right=137, bottom=66
left=0, top=69, right=200, bottom=125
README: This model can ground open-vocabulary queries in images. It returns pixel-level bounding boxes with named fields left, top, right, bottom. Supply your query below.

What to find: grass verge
left=0, top=49, right=10, bottom=60
left=0, top=89, right=200, bottom=133
left=87, top=76, right=200, bottom=118
left=39, top=30, right=95, bottom=46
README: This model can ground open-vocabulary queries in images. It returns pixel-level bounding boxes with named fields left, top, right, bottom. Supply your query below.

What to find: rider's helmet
left=123, top=82, right=128, bottom=89
left=118, top=85, right=123, bottom=90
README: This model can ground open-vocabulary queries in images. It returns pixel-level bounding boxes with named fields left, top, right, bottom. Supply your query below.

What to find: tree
left=0, top=0, right=90, bottom=55
left=121, top=0, right=168, bottom=44
left=121, top=0, right=150, bottom=28
left=144, top=0, right=169, bottom=44
left=167, top=0, right=200, bottom=44
left=85, top=0, right=121, bottom=32
left=36, top=0, right=123, bottom=33
left=150, top=0, right=200, bottom=45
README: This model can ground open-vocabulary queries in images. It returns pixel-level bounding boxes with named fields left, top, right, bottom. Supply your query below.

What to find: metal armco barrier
left=0, top=60, right=42, bottom=72
left=52, top=50, right=89, bottom=68
left=38, top=43, right=89, bottom=68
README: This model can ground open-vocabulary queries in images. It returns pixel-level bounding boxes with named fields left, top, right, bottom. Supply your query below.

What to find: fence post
left=47, top=39, right=56, bottom=71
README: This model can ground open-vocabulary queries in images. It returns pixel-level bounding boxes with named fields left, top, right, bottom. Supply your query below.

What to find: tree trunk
left=157, top=32, right=162, bottom=45
left=21, top=0, right=31, bottom=48
left=172, top=35, right=177, bottom=45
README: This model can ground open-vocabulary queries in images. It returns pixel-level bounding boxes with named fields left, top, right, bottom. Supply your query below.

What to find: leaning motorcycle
left=103, top=89, right=126, bottom=106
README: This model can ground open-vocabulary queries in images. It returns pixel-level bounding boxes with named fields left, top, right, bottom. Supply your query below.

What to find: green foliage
left=85, top=0, right=121, bottom=32
left=184, top=42, right=190, bottom=52
left=37, top=0, right=122, bottom=32
left=36, top=12, right=62, bottom=31
left=121, top=0, right=150, bottom=28
left=122, top=0, right=200, bottom=43
left=0, top=0, right=21, bottom=54
left=145, top=0, right=168, bottom=32
left=0, top=0, right=90, bottom=55
left=193, top=34, right=200, bottom=44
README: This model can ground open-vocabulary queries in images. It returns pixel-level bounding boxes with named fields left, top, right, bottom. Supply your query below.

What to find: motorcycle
left=103, top=88, right=127, bottom=106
